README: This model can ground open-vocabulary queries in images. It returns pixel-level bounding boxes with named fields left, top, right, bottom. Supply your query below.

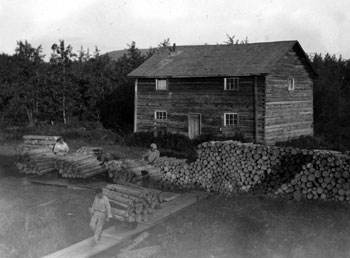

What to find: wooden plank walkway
left=42, top=190, right=207, bottom=258
left=26, top=177, right=108, bottom=190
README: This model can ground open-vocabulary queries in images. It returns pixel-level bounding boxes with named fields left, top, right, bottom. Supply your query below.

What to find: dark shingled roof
left=128, top=41, right=316, bottom=78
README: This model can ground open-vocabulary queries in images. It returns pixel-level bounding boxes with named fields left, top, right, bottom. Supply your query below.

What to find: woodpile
left=103, top=183, right=163, bottom=223
left=154, top=157, right=191, bottom=191
left=155, top=140, right=350, bottom=202
left=55, top=153, right=108, bottom=178
left=21, top=135, right=61, bottom=153
left=277, top=150, right=350, bottom=202
left=104, top=160, right=136, bottom=183
left=105, top=159, right=162, bottom=184
left=16, top=148, right=57, bottom=175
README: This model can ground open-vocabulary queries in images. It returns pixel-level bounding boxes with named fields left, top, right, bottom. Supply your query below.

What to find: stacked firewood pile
left=155, top=141, right=350, bottom=202
left=16, top=148, right=57, bottom=175
left=105, top=159, right=162, bottom=184
left=55, top=154, right=108, bottom=178
left=277, top=150, right=350, bottom=201
left=193, top=141, right=314, bottom=195
left=103, top=183, right=163, bottom=223
left=21, top=135, right=60, bottom=152
left=104, top=160, right=136, bottom=183
left=154, top=157, right=190, bottom=190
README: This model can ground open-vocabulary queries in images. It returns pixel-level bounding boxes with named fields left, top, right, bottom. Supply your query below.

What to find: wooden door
left=188, top=114, right=201, bottom=139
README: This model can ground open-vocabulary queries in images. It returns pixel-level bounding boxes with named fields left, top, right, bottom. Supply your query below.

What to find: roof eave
left=128, top=73, right=269, bottom=78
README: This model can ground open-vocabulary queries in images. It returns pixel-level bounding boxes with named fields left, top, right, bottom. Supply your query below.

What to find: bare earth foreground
left=1, top=145, right=350, bottom=258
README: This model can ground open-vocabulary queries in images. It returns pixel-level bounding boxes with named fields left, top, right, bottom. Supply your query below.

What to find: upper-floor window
left=224, top=113, right=239, bottom=126
left=287, top=77, right=295, bottom=91
left=156, top=79, right=168, bottom=90
left=155, top=110, right=167, bottom=121
left=224, top=77, right=239, bottom=91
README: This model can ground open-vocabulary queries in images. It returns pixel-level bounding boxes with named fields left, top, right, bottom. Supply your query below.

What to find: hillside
left=106, top=48, right=151, bottom=61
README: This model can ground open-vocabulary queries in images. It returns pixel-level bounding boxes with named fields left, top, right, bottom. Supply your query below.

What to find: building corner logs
left=134, top=79, right=138, bottom=133
left=253, top=76, right=258, bottom=143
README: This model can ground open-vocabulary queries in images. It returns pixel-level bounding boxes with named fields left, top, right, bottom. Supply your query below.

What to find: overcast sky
left=1, top=0, right=350, bottom=59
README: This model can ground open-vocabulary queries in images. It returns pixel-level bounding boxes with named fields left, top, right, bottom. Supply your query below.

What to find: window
left=224, top=77, right=239, bottom=91
left=156, top=79, right=168, bottom=90
left=155, top=110, right=167, bottom=121
left=287, top=77, right=295, bottom=91
left=224, top=113, right=239, bottom=126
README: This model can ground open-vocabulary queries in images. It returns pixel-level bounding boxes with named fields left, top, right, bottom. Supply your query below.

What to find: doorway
left=188, top=114, right=201, bottom=139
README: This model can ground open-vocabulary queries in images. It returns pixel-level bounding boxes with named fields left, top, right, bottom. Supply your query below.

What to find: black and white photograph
left=1, top=0, right=350, bottom=257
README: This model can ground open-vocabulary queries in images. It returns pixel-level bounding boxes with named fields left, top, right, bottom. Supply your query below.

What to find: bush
left=123, top=131, right=248, bottom=160
left=192, top=132, right=248, bottom=146
left=124, top=132, right=193, bottom=152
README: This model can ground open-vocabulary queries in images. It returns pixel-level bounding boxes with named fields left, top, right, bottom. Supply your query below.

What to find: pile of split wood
left=105, top=160, right=136, bottom=183
left=155, top=141, right=350, bottom=202
left=55, top=153, right=107, bottom=178
left=103, top=183, right=163, bottom=223
left=277, top=150, right=350, bottom=202
left=154, top=157, right=190, bottom=190
left=16, top=148, right=57, bottom=175
left=21, top=135, right=60, bottom=152
left=194, top=141, right=316, bottom=195
left=105, top=159, right=161, bottom=183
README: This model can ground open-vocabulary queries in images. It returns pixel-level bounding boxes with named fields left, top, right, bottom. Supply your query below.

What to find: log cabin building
left=128, top=41, right=317, bottom=144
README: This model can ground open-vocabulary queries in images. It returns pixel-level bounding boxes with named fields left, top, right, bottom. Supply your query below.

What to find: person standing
left=89, top=188, right=112, bottom=246
left=53, top=137, right=69, bottom=155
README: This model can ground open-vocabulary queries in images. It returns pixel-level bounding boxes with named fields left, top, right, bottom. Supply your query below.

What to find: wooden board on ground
left=42, top=190, right=208, bottom=258
left=26, top=177, right=107, bottom=190
left=160, top=191, right=181, bottom=202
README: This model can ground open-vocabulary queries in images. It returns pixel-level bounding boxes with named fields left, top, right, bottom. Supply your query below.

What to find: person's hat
left=56, top=137, right=63, bottom=142
left=150, top=143, right=157, bottom=149
left=95, top=188, right=103, bottom=194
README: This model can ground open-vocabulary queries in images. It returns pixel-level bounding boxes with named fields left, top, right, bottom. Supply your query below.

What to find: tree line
left=0, top=40, right=150, bottom=132
left=0, top=39, right=350, bottom=148
left=312, top=53, right=350, bottom=148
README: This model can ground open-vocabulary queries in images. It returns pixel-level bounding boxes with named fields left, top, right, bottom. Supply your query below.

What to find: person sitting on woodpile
left=53, top=137, right=69, bottom=155
left=89, top=188, right=112, bottom=246
left=142, top=143, right=160, bottom=165
left=139, top=143, right=160, bottom=188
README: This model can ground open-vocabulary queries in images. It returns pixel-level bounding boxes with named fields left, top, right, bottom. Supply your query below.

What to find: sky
left=1, top=0, right=350, bottom=60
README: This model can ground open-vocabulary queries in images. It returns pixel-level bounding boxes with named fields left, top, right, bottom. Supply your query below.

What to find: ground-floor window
left=224, top=113, right=239, bottom=126
left=154, top=110, right=167, bottom=121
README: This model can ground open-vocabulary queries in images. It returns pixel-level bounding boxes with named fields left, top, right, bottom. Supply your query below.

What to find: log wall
left=136, top=76, right=265, bottom=142
left=155, top=141, right=350, bottom=202
left=265, top=46, right=314, bottom=144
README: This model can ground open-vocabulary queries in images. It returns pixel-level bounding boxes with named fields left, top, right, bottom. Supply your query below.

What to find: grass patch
left=0, top=178, right=94, bottom=258
left=129, top=194, right=350, bottom=258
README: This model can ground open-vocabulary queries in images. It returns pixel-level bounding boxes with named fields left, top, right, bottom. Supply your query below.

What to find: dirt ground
left=1, top=144, right=350, bottom=258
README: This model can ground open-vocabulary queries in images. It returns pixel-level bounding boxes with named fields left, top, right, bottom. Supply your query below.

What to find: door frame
left=188, top=113, right=201, bottom=139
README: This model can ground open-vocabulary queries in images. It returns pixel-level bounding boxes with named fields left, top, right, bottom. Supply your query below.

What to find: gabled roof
left=128, top=41, right=317, bottom=78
